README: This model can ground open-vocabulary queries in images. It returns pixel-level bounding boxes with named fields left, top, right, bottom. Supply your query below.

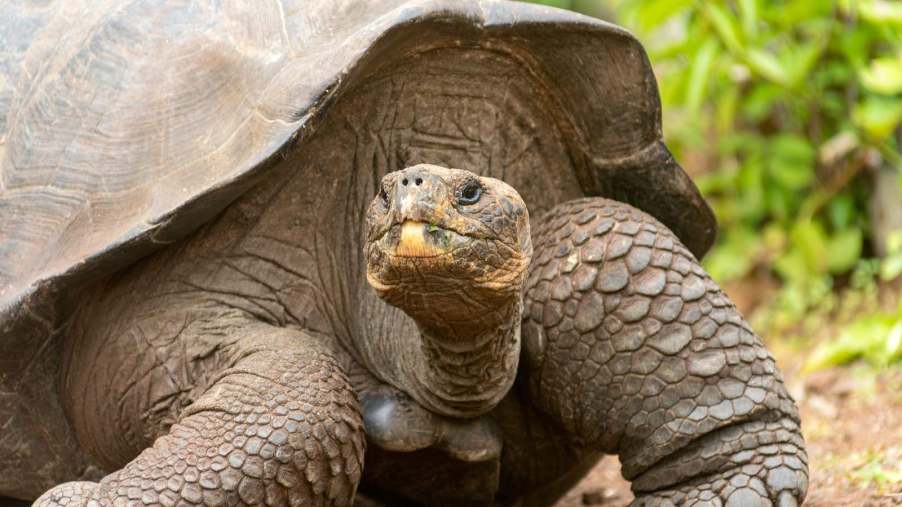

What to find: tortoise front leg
left=35, top=325, right=365, bottom=507
left=523, top=198, right=808, bottom=506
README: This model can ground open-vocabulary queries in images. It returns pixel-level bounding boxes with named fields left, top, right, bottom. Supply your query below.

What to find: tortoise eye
left=458, top=181, right=482, bottom=205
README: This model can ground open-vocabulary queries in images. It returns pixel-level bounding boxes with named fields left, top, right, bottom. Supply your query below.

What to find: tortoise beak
left=394, top=221, right=455, bottom=258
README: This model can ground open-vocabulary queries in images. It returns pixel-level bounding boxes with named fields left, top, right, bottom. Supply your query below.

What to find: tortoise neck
left=405, top=298, right=522, bottom=418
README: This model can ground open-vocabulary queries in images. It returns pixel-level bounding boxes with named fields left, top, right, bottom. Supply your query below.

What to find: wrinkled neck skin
left=402, top=295, right=522, bottom=419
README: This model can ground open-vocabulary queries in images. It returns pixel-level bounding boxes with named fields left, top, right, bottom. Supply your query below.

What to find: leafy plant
left=804, top=301, right=902, bottom=371
left=523, top=0, right=902, bottom=367
left=641, top=2, right=901, bottom=361
left=615, top=0, right=900, bottom=315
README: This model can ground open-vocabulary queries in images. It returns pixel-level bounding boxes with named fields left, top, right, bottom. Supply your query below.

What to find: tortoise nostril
left=415, top=177, right=423, bottom=186
left=402, top=178, right=409, bottom=186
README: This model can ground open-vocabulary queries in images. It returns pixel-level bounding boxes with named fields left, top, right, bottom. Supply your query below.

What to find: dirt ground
left=555, top=361, right=902, bottom=507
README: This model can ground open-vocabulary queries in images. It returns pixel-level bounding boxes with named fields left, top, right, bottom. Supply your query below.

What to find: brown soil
left=555, top=366, right=902, bottom=507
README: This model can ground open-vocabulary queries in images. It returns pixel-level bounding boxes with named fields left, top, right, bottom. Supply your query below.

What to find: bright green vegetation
left=804, top=301, right=902, bottom=371
left=525, top=0, right=902, bottom=369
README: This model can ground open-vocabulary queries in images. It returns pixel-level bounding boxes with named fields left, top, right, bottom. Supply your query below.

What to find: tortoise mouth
left=377, top=220, right=472, bottom=259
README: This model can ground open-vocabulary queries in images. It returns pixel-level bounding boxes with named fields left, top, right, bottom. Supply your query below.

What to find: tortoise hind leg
left=36, top=325, right=365, bottom=506
left=522, top=198, right=808, bottom=506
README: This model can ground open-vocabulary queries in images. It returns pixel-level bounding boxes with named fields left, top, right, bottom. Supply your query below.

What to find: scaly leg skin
left=35, top=326, right=365, bottom=507
left=523, top=198, right=808, bottom=506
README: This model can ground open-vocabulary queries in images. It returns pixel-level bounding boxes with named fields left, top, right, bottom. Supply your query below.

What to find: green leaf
left=768, top=135, right=816, bottom=190
left=791, top=221, right=829, bottom=274
left=774, top=135, right=816, bottom=165
left=774, top=249, right=810, bottom=284
left=853, top=97, right=902, bottom=140
left=881, top=231, right=902, bottom=280
left=738, top=0, right=758, bottom=36
left=686, top=39, right=720, bottom=114
left=716, top=85, right=739, bottom=133
left=882, top=254, right=902, bottom=281
left=765, top=184, right=795, bottom=220
left=804, top=308, right=902, bottom=371
left=837, top=26, right=876, bottom=69
left=787, top=42, right=825, bottom=89
left=827, top=193, right=857, bottom=229
left=629, top=0, right=694, bottom=33
left=736, top=158, right=767, bottom=221
left=746, top=48, right=789, bottom=86
left=742, top=83, right=781, bottom=121
left=804, top=335, right=866, bottom=372
left=826, top=228, right=863, bottom=273
left=696, top=165, right=738, bottom=194
left=703, top=228, right=762, bottom=282
left=860, top=55, right=902, bottom=95
left=773, top=0, right=835, bottom=25
left=704, top=4, right=744, bottom=54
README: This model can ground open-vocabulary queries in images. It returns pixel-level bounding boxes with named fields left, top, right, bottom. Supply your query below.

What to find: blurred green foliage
left=849, top=449, right=902, bottom=492
left=523, top=0, right=902, bottom=367
left=804, top=301, right=902, bottom=371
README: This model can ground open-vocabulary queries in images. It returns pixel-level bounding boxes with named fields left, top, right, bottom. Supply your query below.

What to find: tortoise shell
left=0, top=0, right=715, bottom=496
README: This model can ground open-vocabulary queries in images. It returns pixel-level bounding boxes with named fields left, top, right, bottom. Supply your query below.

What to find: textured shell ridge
left=0, top=0, right=714, bottom=335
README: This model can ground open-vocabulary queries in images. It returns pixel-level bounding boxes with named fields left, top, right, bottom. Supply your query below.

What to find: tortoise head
left=364, top=164, right=532, bottom=326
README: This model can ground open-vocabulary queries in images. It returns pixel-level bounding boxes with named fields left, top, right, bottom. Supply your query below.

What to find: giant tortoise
left=0, top=0, right=808, bottom=505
